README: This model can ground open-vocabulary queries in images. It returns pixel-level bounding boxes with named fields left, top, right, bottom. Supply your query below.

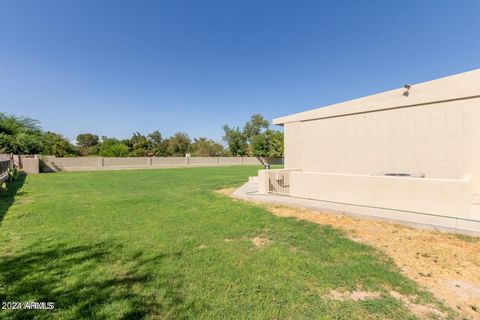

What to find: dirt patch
left=251, top=236, right=271, bottom=248
left=223, top=236, right=272, bottom=249
left=327, top=289, right=446, bottom=318
left=389, top=290, right=447, bottom=319
left=214, top=187, right=236, bottom=196
left=266, top=205, right=480, bottom=319
left=328, top=289, right=380, bottom=301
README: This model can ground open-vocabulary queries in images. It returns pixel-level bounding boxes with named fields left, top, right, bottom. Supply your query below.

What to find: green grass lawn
left=0, top=166, right=449, bottom=319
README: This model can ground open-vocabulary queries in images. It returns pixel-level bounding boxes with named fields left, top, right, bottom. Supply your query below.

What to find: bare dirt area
left=267, top=205, right=480, bottom=319
left=250, top=236, right=271, bottom=248
left=214, top=187, right=237, bottom=197
left=326, top=289, right=447, bottom=319
left=327, top=289, right=380, bottom=301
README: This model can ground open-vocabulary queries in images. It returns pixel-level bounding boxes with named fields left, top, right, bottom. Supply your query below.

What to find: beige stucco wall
left=103, top=157, right=150, bottom=167
left=291, top=99, right=480, bottom=179
left=284, top=122, right=301, bottom=169
left=22, top=157, right=40, bottom=174
left=273, top=69, right=480, bottom=226
left=151, top=157, right=187, bottom=166
left=44, top=156, right=99, bottom=169
left=289, top=172, right=472, bottom=219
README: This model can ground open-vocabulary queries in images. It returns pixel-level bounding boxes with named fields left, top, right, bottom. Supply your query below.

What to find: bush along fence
left=38, top=156, right=283, bottom=172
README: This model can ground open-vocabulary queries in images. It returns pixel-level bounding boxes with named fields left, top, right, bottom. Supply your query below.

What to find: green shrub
left=99, top=139, right=130, bottom=157
left=7, top=165, right=19, bottom=182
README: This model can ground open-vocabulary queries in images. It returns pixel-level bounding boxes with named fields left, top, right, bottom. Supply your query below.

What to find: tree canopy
left=1, top=112, right=282, bottom=158
left=0, top=113, right=44, bottom=154
left=192, top=137, right=226, bottom=156
left=76, top=133, right=99, bottom=148
left=222, top=114, right=283, bottom=157
left=165, top=132, right=191, bottom=156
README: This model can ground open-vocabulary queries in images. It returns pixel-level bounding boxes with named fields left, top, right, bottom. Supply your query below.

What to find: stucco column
left=257, top=170, right=269, bottom=194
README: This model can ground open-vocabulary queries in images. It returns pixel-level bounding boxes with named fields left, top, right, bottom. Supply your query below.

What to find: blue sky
left=1, top=0, right=479, bottom=142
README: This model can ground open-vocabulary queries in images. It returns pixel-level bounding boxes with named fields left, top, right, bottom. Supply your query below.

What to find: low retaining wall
left=40, top=156, right=283, bottom=172
left=289, top=171, right=473, bottom=220
left=257, top=169, right=480, bottom=234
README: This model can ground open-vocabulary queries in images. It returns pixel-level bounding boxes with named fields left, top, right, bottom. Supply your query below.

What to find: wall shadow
left=0, top=242, right=195, bottom=319
left=0, top=173, right=26, bottom=223
left=39, top=158, right=61, bottom=173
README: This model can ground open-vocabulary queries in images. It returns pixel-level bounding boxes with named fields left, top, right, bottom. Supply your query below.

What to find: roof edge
left=273, top=68, right=480, bottom=125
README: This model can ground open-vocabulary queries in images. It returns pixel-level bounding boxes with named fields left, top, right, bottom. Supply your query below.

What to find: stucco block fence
left=39, top=156, right=282, bottom=172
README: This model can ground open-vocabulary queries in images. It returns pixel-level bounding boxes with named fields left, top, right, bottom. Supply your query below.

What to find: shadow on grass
left=0, top=173, right=26, bottom=224
left=0, top=242, right=196, bottom=319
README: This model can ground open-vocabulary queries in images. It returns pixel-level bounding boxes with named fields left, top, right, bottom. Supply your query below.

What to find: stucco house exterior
left=258, top=69, right=480, bottom=233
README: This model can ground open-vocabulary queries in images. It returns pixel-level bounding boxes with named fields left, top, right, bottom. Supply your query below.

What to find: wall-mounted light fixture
left=403, top=84, right=412, bottom=97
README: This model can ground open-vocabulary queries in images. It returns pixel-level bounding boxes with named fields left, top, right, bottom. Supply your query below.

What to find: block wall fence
left=39, top=156, right=282, bottom=172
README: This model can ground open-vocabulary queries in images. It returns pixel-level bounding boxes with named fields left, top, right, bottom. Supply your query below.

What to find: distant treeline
left=0, top=113, right=283, bottom=157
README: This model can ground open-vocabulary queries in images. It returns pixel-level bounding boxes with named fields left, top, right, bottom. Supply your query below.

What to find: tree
left=0, top=113, right=44, bottom=154
left=192, top=137, right=225, bottom=156
left=75, top=133, right=99, bottom=156
left=127, top=132, right=150, bottom=156
left=165, top=132, right=191, bottom=156
left=43, top=132, right=78, bottom=157
left=222, top=125, right=248, bottom=156
left=98, top=138, right=129, bottom=157
left=147, top=131, right=162, bottom=146
left=147, top=130, right=164, bottom=156
left=250, top=129, right=283, bottom=157
left=222, top=114, right=274, bottom=156
left=76, top=133, right=99, bottom=148
left=243, top=114, right=269, bottom=142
